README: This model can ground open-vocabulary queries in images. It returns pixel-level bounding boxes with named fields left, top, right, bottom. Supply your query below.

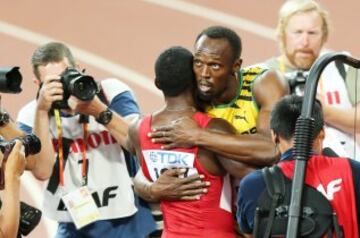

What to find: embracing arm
left=150, top=118, right=277, bottom=166
left=127, top=118, right=210, bottom=202
left=150, top=119, right=277, bottom=166
left=133, top=168, right=210, bottom=202
left=150, top=70, right=287, bottom=166
left=252, top=70, right=289, bottom=134
left=190, top=127, right=277, bottom=167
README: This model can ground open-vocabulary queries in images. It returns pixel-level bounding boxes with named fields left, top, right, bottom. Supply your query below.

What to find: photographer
left=0, top=111, right=37, bottom=171
left=16, top=42, right=155, bottom=238
left=258, top=0, right=360, bottom=160
left=0, top=140, right=25, bottom=238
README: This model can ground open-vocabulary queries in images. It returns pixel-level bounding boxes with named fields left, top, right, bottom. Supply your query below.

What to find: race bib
left=142, top=150, right=198, bottom=181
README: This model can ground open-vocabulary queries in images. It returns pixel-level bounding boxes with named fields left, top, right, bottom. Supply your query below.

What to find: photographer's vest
left=264, top=54, right=360, bottom=161
left=279, top=155, right=359, bottom=237
left=17, top=79, right=138, bottom=222
left=206, top=67, right=266, bottom=135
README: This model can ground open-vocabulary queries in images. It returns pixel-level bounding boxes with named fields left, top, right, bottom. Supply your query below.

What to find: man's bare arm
left=149, top=70, right=287, bottom=167
left=322, top=102, right=360, bottom=134
left=149, top=118, right=277, bottom=166
left=133, top=169, right=210, bottom=202
left=127, top=118, right=210, bottom=202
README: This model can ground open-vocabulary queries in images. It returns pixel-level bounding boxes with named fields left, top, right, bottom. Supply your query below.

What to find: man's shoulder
left=239, top=169, right=264, bottom=194
left=19, top=99, right=37, bottom=111
left=99, top=78, right=135, bottom=102
left=246, top=57, right=280, bottom=70
left=17, top=100, right=37, bottom=125
left=241, top=65, right=268, bottom=75
left=100, top=78, right=131, bottom=92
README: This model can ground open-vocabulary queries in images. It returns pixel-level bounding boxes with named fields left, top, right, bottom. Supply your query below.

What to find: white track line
left=143, top=0, right=276, bottom=40
left=1, top=2, right=277, bottom=236
left=0, top=21, right=161, bottom=97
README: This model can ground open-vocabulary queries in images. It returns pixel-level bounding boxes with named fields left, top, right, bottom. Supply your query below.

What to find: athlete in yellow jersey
left=206, top=67, right=266, bottom=135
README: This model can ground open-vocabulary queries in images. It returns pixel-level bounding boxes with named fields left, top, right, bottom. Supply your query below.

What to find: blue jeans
left=55, top=197, right=156, bottom=238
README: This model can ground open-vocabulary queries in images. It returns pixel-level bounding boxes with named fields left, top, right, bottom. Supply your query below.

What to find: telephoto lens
left=0, top=134, right=41, bottom=158
left=0, top=67, right=23, bottom=93
left=52, top=67, right=99, bottom=109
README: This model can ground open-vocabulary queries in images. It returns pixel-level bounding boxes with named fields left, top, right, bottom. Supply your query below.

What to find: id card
left=62, top=186, right=101, bottom=229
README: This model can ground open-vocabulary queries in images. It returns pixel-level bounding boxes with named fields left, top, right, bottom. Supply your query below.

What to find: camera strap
left=54, top=109, right=65, bottom=186
left=80, top=116, right=89, bottom=186
left=279, top=56, right=326, bottom=98
left=54, top=109, right=89, bottom=187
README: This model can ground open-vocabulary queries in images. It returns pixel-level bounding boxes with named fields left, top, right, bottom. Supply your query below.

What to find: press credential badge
left=62, top=186, right=101, bottom=229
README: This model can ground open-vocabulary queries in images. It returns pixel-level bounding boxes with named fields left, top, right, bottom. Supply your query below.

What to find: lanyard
left=54, top=110, right=89, bottom=186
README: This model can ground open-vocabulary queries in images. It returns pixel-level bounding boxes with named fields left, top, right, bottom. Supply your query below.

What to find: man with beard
left=261, top=0, right=360, bottom=160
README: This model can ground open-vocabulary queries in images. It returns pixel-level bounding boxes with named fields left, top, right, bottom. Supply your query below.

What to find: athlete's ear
left=270, top=130, right=279, bottom=144
left=232, top=58, right=242, bottom=75
left=313, top=128, right=325, bottom=153
left=32, top=77, right=41, bottom=86
left=154, top=77, right=161, bottom=90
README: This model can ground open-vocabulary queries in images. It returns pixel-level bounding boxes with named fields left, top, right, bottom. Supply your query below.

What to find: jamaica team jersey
left=139, top=112, right=235, bottom=238
left=206, top=67, right=267, bottom=135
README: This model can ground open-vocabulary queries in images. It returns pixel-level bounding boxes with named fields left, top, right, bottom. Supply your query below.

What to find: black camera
left=284, top=70, right=309, bottom=96
left=0, top=199, right=42, bottom=238
left=0, top=134, right=41, bottom=158
left=0, top=134, right=41, bottom=190
left=0, top=67, right=23, bottom=93
left=52, top=67, right=99, bottom=109
left=18, top=201, right=42, bottom=237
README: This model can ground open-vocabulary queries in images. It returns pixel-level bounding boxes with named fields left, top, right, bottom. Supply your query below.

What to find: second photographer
left=0, top=140, right=25, bottom=238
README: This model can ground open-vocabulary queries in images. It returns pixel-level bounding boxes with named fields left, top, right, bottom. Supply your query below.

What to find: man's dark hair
left=195, top=25, right=242, bottom=61
left=270, top=95, right=324, bottom=140
left=155, top=46, right=195, bottom=97
left=31, top=42, right=76, bottom=80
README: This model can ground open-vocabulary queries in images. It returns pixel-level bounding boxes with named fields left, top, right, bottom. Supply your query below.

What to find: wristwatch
left=0, top=111, right=10, bottom=127
left=95, top=108, right=113, bottom=125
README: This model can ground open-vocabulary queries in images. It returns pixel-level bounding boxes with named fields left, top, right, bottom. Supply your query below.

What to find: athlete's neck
left=213, top=73, right=239, bottom=106
left=163, top=93, right=196, bottom=113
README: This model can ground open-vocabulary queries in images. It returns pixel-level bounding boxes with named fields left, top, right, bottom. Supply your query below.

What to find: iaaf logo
left=316, top=178, right=342, bottom=201
left=52, top=130, right=117, bottom=153
left=144, top=150, right=195, bottom=167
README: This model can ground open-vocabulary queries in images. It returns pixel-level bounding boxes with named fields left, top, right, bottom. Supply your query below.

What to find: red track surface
left=0, top=1, right=358, bottom=237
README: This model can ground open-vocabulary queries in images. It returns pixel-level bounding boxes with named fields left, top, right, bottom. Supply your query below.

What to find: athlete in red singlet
left=127, top=46, right=244, bottom=237
left=139, top=112, right=234, bottom=237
